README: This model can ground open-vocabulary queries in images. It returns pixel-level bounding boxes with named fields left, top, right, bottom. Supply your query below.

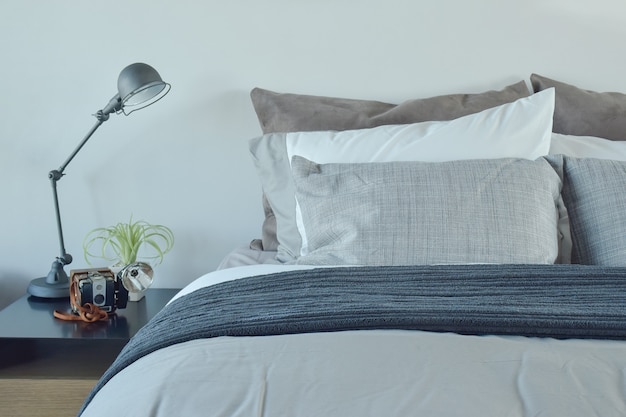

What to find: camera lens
left=94, top=294, right=105, bottom=304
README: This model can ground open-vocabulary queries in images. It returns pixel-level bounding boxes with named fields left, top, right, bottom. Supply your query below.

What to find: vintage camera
left=70, top=268, right=128, bottom=314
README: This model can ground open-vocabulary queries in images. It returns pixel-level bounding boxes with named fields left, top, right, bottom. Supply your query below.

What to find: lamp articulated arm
left=50, top=93, right=121, bottom=185
left=48, top=117, right=107, bottom=267
left=46, top=94, right=122, bottom=276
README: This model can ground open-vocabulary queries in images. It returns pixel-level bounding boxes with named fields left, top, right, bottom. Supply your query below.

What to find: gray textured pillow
left=251, top=82, right=531, bottom=250
left=531, top=74, right=626, bottom=141
left=290, top=156, right=561, bottom=266
left=561, top=157, right=626, bottom=266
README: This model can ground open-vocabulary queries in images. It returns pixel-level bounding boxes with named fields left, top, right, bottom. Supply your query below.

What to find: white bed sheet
left=82, top=265, right=626, bottom=417
left=170, top=263, right=317, bottom=303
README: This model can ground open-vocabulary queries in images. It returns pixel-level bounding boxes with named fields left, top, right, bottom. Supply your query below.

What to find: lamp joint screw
left=49, top=170, right=64, bottom=181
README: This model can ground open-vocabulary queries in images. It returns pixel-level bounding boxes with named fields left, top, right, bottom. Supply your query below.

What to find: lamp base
left=27, top=259, right=71, bottom=298
left=27, top=277, right=70, bottom=298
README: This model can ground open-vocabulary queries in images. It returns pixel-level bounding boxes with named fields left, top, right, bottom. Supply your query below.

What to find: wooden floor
left=0, top=379, right=96, bottom=417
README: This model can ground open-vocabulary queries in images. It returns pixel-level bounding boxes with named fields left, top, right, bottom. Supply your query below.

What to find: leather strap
left=53, top=278, right=110, bottom=322
left=54, top=303, right=109, bottom=322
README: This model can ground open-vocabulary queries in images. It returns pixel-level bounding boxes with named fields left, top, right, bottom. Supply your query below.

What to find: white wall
left=1, top=0, right=625, bottom=308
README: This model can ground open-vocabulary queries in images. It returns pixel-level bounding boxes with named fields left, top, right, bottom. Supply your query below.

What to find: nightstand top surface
left=0, top=288, right=179, bottom=341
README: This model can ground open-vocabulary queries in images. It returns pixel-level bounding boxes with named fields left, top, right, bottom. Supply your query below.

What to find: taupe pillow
left=531, top=74, right=626, bottom=141
left=290, top=156, right=561, bottom=266
left=251, top=82, right=531, bottom=251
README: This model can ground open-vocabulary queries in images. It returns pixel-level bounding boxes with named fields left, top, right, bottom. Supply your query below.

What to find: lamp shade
left=117, top=63, right=170, bottom=115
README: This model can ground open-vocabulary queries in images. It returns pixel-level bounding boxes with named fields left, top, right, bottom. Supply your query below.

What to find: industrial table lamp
left=27, top=63, right=171, bottom=298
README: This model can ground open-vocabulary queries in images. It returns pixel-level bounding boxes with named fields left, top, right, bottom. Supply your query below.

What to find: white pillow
left=550, top=133, right=626, bottom=159
left=249, top=88, right=555, bottom=262
left=287, top=89, right=554, bottom=165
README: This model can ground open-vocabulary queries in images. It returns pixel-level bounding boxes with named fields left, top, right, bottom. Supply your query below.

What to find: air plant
left=83, top=217, right=174, bottom=267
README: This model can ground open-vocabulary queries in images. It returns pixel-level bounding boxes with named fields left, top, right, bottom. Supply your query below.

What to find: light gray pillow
left=250, top=82, right=531, bottom=251
left=561, top=157, right=626, bottom=266
left=531, top=74, right=626, bottom=141
left=290, top=156, right=561, bottom=266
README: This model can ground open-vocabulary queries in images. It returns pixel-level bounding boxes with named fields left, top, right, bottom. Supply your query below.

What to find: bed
left=78, top=74, right=626, bottom=417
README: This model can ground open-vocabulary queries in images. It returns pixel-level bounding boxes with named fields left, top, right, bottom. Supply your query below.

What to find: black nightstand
left=0, top=288, right=179, bottom=417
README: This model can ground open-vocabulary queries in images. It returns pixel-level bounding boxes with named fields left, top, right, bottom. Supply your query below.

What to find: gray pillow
left=531, top=74, right=626, bottom=141
left=251, top=82, right=531, bottom=251
left=561, top=157, right=626, bottom=266
left=290, top=156, right=561, bottom=266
